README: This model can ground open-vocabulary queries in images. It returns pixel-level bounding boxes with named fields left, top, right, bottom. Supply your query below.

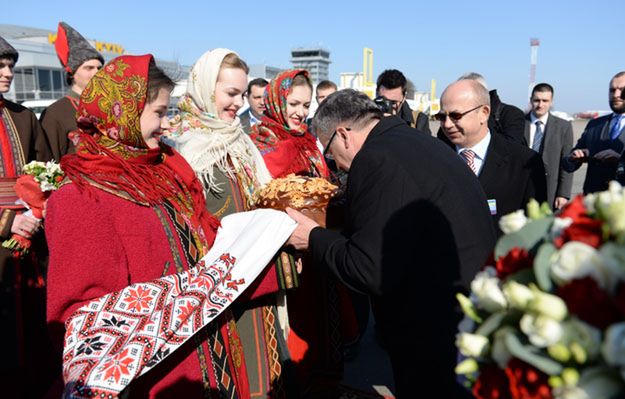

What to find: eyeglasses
left=323, top=128, right=351, bottom=160
left=434, top=104, right=485, bottom=122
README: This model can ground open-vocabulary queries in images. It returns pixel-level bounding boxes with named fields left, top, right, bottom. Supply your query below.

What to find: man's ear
left=336, top=126, right=350, bottom=148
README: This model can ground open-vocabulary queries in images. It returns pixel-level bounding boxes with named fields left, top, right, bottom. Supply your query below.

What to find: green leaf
left=533, top=243, right=556, bottom=292
left=495, top=217, right=554, bottom=259
left=475, top=311, right=507, bottom=337
left=504, top=332, right=563, bottom=376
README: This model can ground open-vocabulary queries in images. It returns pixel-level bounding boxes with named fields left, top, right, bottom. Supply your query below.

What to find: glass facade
left=12, top=67, right=68, bottom=101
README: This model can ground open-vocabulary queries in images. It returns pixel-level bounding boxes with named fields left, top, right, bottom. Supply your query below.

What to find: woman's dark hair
left=147, top=60, right=175, bottom=103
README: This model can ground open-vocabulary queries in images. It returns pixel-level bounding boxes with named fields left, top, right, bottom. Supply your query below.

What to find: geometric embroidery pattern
left=62, top=253, right=242, bottom=399
left=61, top=209, right=297, bottom=399
left=262, top=305, right=285, bottom=398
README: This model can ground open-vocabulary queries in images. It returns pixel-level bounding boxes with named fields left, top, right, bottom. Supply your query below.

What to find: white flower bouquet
left=457, top=182, right=625, bottom=399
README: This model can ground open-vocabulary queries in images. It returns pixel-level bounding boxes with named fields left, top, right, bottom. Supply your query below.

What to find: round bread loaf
left=254, top=174, right=338, bottom=227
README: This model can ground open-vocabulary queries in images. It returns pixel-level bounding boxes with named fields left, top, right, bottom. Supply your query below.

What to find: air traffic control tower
left=290, top=47, right=331, bottom=85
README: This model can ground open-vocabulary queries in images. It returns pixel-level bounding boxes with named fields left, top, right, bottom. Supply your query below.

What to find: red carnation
left=496, top=248, right=533, bottom=279
left=557, top=277, right=622, bottom=329
left=473, top=364, right=512, bottom=399
left=505, top=359, right=552, bottom=399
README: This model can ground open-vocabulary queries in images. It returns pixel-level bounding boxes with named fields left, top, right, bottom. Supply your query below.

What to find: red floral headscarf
left=249, top=69, right=328, bottom=178
left=61, top=54, right=218, bottom=241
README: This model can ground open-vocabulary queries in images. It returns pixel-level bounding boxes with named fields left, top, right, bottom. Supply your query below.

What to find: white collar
left=456, top=130, right=491, bottom=161
left=530, top=112, right=549, bottom=125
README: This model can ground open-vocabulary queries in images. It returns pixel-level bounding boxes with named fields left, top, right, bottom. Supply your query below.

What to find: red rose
left=557, top=277, right=622, bottom=329
left=554, top=196, right=603, bottom=248
left=554, top=218, right=603, bottom=249
left=558, top=195, right=586, bottom=220
left=473, top=364, right=512, bottom=399
left=505, top=359, right=552, bottom=399
left=496, top=248, right=533, bottom=279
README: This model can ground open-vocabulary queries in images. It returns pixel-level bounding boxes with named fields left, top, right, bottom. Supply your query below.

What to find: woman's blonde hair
left=220, top=53, right=249, bottom=74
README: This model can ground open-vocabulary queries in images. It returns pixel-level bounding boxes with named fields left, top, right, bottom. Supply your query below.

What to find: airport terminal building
left=0, top=24, right=188, bottom=103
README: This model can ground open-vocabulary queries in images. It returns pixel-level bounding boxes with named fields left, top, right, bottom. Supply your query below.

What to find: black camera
left=374, top=96, right=395, bottom=114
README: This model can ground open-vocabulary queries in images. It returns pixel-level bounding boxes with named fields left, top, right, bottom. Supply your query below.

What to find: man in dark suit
left=438, top=79, right=547, bottom=234
left=524, top=83, right=573, bottom=210
left=563, top=71, right=625, bottom=193
left=239, top=78, right=268, bottom=134
left=286, top=89, right=495, bottom=398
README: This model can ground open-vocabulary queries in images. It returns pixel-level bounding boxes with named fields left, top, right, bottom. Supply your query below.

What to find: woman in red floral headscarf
left=45, top=55, right=251, bottom=398
left=250, top=69, right=328, bottom=179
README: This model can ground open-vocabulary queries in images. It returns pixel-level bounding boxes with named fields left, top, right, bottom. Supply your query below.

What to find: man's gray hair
left=458, top=72, right=488, bottom=90
left=311, top=89, right=383, bottom=139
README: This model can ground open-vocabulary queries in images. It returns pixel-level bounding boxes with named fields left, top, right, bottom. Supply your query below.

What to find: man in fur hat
left=0, top=35, right=54, bottom=397
left=40, top=22, right=104, bottom=160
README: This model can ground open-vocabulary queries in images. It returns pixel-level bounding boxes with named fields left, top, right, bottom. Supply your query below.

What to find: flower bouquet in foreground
left=2, top=161, right=64, bottom=258
left=456, top=182, right=625, bottom=399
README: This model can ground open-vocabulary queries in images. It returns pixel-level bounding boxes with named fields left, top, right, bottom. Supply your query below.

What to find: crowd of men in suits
left=287, top=69, right=625, bottom=397
left=2, top=23, right=625, bottom=396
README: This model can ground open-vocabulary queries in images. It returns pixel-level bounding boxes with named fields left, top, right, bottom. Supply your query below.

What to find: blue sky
left=4, top=0, right=622, bottom=113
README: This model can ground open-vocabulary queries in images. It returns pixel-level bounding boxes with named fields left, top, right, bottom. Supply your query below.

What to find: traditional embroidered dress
left=250, top=70, right=355, bottom=394
left=166, top=49, right=294, bottom=398
left=46, top=55, right=251, bottom=398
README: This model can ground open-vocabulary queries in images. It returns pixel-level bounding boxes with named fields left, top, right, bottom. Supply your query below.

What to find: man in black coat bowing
left=286, top=89, right=496, bottom=398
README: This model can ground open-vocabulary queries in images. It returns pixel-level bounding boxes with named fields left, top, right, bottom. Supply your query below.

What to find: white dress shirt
left=249, top=112, right=262, bottom=126
left=456, top=131, right=491, bottom=176
left=529, top=112, right=549, bottom=149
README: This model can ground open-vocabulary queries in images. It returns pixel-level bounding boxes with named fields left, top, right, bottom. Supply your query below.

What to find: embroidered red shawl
left=60, top=55, right=218, bottom=243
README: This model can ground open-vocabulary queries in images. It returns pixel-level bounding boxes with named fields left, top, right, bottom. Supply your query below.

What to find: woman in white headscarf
left=166, top=49, right=295, bottom=398
left=167, top=48, right=271, bottom=214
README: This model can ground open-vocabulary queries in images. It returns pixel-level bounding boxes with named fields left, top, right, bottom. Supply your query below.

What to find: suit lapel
left=479, top=135, right=507, bottom=191
left=541, top=116, right=555, bottom=155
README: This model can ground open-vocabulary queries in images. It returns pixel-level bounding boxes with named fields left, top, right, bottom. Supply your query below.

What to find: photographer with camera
left=376, top=69, right=431, bottom=134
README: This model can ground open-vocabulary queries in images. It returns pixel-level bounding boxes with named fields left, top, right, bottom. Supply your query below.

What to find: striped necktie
left=532, top=121, right=544, bottom=152
left=460, top=149, right=478, bottom=175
